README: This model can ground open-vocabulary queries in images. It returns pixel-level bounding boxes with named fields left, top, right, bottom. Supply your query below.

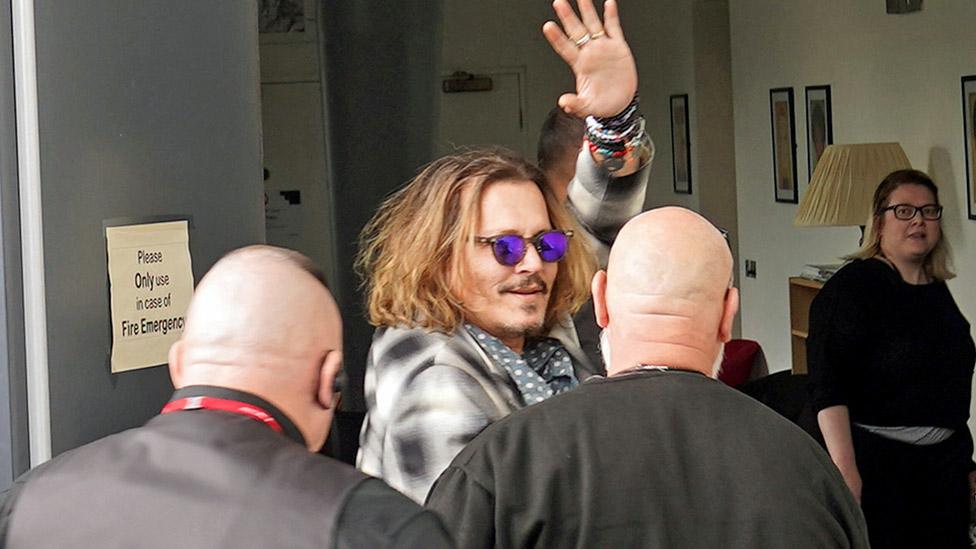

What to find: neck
left=501, top=335, right=525, bottom=354
left=612, top=364, right=709, bottom=378
left=605, top=334, right=724, bottom=379
left=879, top=254, right=928, bottom=284
left=464, top=323, right=528, bottom=354
left=177, top=375, right=322, bottom=451
left=607, top=347, right=715, bottom=378
left=545, top=173, right=571, bottom=203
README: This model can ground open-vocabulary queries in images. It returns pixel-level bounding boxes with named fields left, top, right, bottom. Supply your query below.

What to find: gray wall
left=692, top=0, right=740, bottom=336
left=321, top=1, right=443, bottom=410
left=32, top=0, right=265, bottom=455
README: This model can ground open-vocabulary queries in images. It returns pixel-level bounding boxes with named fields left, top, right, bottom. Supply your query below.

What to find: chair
left=738, top=370, right=824, bottom=447
left=718, top=339, right=768, bottom=387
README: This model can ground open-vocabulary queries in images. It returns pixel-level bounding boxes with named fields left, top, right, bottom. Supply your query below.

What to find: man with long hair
left=356, top=0, right=652, bottom=502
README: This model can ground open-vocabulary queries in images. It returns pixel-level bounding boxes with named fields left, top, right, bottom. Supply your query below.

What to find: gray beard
left=712, top=344, right=724, bottom=378
left=599, top=329, right=612, bottom=368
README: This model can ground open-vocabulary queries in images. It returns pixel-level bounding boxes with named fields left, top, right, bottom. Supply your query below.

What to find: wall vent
left=886, top=0, right=922, bottom=14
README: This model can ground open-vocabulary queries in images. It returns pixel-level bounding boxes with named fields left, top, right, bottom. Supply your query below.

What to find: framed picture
left=670, top=94, right=692, bottom=194
left=258, top=0, right=316, bottom=45
left=805, top=85, right=833, bottom=178
left=770, top=87, right=798, bottom=203
left=963, top=76, right=976, bottom=220
left=258, top=0, right=305, bottom=33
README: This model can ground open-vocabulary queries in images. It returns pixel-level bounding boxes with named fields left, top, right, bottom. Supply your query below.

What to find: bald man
left=426, top=208, right=869, bottom=548
left=0, top=246, right=452, bottom=548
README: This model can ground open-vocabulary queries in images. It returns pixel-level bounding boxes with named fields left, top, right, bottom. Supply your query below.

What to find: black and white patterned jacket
left=357, top=317, right=595, bottom=503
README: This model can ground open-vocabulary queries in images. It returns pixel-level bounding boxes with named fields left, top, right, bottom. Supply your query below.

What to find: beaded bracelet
left=587, top=118, right=645, bottom=157
left=592, top=93, right=641, bottom=131
left=584, top=93, right=645, bottom=172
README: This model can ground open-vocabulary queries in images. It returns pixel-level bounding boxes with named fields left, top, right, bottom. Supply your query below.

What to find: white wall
left=730, top=2, right=976, bottom=382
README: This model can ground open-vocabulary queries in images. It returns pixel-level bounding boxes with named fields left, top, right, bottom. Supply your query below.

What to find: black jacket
left=0, top=386, right=451, bottom=548
left=427, top=371, right=869, bottom=549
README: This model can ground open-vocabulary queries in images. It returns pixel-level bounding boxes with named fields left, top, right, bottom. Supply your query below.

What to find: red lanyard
left=161, top=396, right=283, bottom=433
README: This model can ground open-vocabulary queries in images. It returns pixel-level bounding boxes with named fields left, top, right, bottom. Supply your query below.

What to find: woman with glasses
left=808, top=169, right=975, bottom=548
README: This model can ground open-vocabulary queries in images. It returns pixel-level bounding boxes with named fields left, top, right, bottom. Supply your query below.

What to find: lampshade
left=794, top=143, right=912, bottom=227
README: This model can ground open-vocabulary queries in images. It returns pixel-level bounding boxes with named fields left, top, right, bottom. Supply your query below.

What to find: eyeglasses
left=882, top=203, right=943, bottom=221
left=474, top=230, right=573, bottom=266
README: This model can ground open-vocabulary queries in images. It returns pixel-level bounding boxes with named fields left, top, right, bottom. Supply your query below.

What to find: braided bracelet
left=594, top=94, right=640, bottom=130
left=585, top=93, right=645, bottom=172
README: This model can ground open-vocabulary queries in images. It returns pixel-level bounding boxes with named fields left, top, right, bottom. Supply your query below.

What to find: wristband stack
left=584, top=93, right=645, bottom=172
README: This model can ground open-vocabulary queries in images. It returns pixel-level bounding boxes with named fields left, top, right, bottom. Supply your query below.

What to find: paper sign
left=265, top=189, right=302, bottom=249
left=105, top=220, right=193, bottom=373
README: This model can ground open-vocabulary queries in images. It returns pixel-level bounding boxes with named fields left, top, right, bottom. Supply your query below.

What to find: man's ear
left=316, top=350, right=343, bottom=410
left=592, top=270, right=609, bottom=328
left=168, top=340, right=185, bottom=389
left=718, top=287, right=740, bottom=343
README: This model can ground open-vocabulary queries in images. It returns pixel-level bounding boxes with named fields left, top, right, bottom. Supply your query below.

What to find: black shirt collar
left=167, top=385, right=306, bottom=446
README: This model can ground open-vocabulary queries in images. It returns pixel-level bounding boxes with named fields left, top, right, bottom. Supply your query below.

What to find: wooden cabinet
left=789, top=277, right=823, bottom=374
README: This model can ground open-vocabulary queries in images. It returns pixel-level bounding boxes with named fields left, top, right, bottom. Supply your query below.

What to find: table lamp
left=794, top=143, right=912, bottom=233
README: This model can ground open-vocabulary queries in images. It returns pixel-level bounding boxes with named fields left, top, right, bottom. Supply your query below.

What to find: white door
left=435, top=68, right=528, bottom=157
left=260, top=81, right=335, bottom=286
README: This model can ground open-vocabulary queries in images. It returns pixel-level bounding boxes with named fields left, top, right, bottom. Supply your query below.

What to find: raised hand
left=542, top=0, right=638, bottom=119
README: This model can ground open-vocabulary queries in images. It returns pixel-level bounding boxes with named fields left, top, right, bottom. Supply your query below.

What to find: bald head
left=608, top=207, right=732, bottom=303
left=593, top=207, right=738, bottom=376
left=168, top=245, right=343, bottom=451
left=179, top=246, right=339, bottom=366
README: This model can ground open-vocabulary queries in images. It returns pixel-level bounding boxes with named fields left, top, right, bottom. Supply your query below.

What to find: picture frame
left=669, top=94, right=692, bottom=194
left=769, top=87, right=798, bottom=203
left=805, top=85, right=833, bottom=179
left=962, top=76, right=976, bottom=220
left=258, top=0, right=306, bottom=34
left=258, top=0, right=316, bottom=45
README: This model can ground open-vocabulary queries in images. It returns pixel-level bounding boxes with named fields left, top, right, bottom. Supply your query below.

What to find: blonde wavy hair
left=356, top=147, right=596, bottom=333
left=846, top=169, right=955, bottom=281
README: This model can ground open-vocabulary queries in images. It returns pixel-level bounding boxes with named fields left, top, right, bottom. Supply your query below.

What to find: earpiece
left=332, top=369, right=347, bottom=395
left=318, top=350, right=345, bottom=410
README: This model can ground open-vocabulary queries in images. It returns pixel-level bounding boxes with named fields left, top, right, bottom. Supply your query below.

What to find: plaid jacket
left=357, top=319, right=594, bottom=503
left=357, top=147, right=654, bottom=503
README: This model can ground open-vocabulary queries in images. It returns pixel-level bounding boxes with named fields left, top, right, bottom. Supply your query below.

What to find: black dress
left=808, top=258, right=976, bottom=548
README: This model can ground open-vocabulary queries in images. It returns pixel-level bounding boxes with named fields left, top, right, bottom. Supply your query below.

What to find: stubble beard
left=479, top=274, right=551, bottom=345
left=495, top=302, right=546, bottom=341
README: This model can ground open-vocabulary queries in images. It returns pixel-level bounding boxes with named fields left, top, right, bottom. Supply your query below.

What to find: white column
left=12, top=0, right=51, bottom=466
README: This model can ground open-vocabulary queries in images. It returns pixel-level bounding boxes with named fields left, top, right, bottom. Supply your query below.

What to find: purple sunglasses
left=474, top=230, right=573, bottom=266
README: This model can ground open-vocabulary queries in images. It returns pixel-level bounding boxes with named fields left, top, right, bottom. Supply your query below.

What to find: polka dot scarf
left=465, top=323, right=578, bottom=406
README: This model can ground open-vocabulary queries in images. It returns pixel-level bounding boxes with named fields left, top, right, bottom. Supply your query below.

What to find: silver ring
left=574, top=33, right=592, bottom=47
left=590, top=30, right=606, bottom=39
